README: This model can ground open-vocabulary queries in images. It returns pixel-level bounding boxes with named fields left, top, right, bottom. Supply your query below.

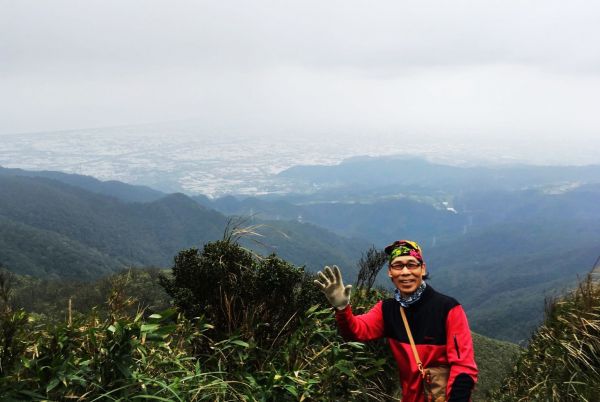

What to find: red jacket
left=335, top=285, right=478, bottom=402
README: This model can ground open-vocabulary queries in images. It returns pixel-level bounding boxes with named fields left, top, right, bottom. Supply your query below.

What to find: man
left=314, top=240, right=478, bottom=402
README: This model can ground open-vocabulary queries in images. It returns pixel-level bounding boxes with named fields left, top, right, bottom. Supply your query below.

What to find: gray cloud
left=1, top=0, right=600, bottom=152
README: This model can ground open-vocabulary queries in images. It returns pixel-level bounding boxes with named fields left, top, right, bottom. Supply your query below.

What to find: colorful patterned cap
left=384, top=240, right=424, bottom=264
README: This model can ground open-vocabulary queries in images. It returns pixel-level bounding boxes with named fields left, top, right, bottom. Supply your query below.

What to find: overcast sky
left=2, top=0, right=600, bottom=150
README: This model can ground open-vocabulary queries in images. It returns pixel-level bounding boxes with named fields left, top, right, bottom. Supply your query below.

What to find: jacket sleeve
left=445, top=305, right=478, bottom=402
left=334, top=301, right=385, bottom=342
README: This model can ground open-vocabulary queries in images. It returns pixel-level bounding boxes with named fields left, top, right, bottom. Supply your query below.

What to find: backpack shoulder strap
left=400, top=306, right=425, bottom=377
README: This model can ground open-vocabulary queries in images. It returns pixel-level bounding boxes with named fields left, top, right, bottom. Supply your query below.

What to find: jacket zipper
left=453, top=334, right=461, bottom=359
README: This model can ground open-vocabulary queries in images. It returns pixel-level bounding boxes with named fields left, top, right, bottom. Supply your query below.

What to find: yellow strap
left=400, top=306, right=425, bottom=377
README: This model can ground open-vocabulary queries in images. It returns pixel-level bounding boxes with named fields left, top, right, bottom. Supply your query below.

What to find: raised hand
left=314, top=265, right=352, bottom=310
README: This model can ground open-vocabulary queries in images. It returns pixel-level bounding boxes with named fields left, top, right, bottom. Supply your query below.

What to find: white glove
left=314, top=265, right=352, bottom=310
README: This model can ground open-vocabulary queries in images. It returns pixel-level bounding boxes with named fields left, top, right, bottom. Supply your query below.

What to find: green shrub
left=158, top=239, right=322, bottom=349
left=0, top=235, right=403, bottom=400
left=0, top=268, right=29, bottom=377
left=0, top=304, right=400, bottom=400
left=0, top=238, right=521, bottom=401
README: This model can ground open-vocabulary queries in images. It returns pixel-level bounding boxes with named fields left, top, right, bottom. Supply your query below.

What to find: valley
left=1, top=156, right=599, bottom=343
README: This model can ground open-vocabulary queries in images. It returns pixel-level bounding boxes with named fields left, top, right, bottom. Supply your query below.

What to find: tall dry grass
left=492, top=274, right=600, bottom=401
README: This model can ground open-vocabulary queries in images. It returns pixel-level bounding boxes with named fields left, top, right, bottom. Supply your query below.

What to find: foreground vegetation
left=0, top=237, right=521, bottom=400
left=492, top=274, right=600, bottom=401
left=0, top=239, right=400, bottom=400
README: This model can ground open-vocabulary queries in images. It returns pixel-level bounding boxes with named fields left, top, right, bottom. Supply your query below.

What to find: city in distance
left=2, top=122, right=600, bottom=344
left=1, top=121, right=597, bottom=198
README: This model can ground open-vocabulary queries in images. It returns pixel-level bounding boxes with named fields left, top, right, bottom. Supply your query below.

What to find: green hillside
left=0, top=216, right=122, bottom=279
left=0, top=165, right=600, bottom=343
left=2, top=165, right=598, bottom=346
left=0, top=166, right=166, bottom=203
left=204, top=195, right=465, bottom=245
left=0, top=242, right=520, bottom=401
left=427, top=219, right=600, bottom=343
left=0, top=175, right=367, bottom=279
left=277, top=155, right=600, bottom=195
left=491, top=274, right=600, bottom=401
left=472, top=333, right=521, bottom=400
left=204, top=186, right=600, bottom=343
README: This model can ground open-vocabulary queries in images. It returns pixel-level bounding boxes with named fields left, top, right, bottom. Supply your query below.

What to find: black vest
left=382, top=285, right=460, bottom=345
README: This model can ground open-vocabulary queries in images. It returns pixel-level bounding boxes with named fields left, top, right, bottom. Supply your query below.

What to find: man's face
left=388, top=255, right=427, bottom=297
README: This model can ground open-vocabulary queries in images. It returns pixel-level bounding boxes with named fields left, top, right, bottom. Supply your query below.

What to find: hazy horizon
left=2, top=0, right=600, bottom=161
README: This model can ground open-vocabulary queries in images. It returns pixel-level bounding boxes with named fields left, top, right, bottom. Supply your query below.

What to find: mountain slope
left=471, top=332, right=521, bottom=400
left=278, top=155, right=600, bottom=195
left=202, top=182, right=600, bottom=343
left=0, top=165, right=165, bottom=203
left=198, top=195, right=464, bottom=246
left=0, top=216, right=122, bottom=279
left=427, top=219, right=600, bottom=343
left=0, top=174, right=368, bottom=279
left=492, top=274, right=600, bottom=401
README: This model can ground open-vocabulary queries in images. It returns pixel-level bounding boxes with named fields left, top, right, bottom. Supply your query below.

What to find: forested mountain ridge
left=0, top=216, right=122, bottom=279
left=0, top=164, right=596, bottom=398
left=277, top=155, right=600, bottom=195
left=199, top=159, right=600, bottom=343
left=0, top=174, right=367, bottom=279
left=197, top=195, right=465, bottom=245
left=0, top=165, right=165, bottom=203
left=200, top=161, right=600, bottom=251
left=1, top=162, right=598, bottom=343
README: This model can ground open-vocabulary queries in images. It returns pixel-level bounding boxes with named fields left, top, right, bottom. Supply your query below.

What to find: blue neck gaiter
left=394, top=281, right=427, bottom=308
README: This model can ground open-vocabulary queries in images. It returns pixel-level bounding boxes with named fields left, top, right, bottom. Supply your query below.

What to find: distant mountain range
left=0, top=166, right=166, bottom=202
left=0, top=168, right=367, bottom=280
left=1, top=158, right=599, bottom=343
left=199, top=190, right=600, bottom=332
left=198, top=156, right=600, bottom=343
left=276, top=155, right=600, bottom=196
